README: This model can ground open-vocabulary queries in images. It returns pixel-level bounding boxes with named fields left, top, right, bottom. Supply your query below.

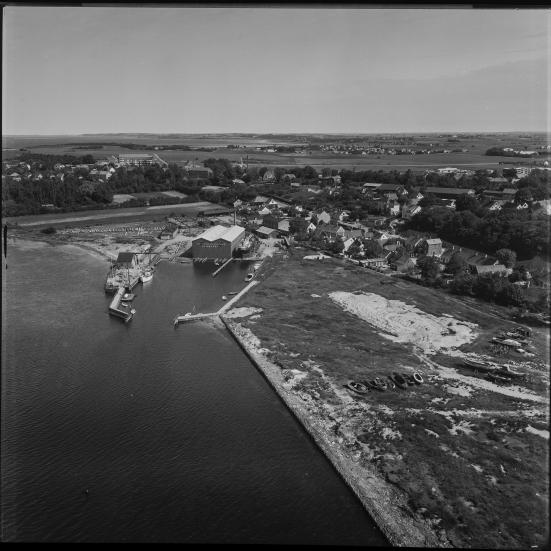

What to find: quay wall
left=220, top=317, right=443, bottom=549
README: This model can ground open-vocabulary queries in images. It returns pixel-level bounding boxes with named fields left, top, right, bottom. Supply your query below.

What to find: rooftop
left=194, top=225, right=245, bottom=243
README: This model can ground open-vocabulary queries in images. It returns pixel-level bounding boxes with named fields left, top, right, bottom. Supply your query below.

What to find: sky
left=2, top=6, right=550, bottom=134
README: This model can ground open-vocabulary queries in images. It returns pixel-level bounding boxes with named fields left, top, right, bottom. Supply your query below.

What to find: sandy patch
left=418, top=354, right=548, bottom=404
left=526, top=425, right=550, bottom=439
left=224, top=307, right=264, bottom=319
left=304, top=254, right=331, bottom=260
left=329, top=291, right=478, bottom=355
left=444, top=384, right=473, bottom=397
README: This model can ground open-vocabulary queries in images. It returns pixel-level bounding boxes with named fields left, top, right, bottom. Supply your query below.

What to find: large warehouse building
left=192, top=225, right=245, bottom=259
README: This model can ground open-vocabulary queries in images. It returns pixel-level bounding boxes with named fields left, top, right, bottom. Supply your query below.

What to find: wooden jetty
left=174, top=280, right=258, bottom=326
left=108, top=287, right=134, bottom=323
left=212, top=258, right=232, bottom=277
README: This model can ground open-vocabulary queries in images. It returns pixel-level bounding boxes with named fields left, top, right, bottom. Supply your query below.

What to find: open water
left=1, top=240, right=387, bottom=544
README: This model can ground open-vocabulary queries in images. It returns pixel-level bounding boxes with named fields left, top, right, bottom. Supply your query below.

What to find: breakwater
left=220, top=317, right=442, bottom=548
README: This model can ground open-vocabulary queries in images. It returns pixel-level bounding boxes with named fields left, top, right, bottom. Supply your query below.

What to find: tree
left=347, top=239, right=363, bottom=259
left=327, top=237, right=344, bottom=255
left=451, top=271, right=474, bottom=295
left=289, top=217, right=308, bottom=235
left=455, top=194, right=480, bottom=213
left=515, top=188, right=533, bottom=204
left=418, top=255, right=440, bottom=284
left=495, top=248, right=517, bottom=268
left=447, top=252, right=468, bottom=275
left=363, top=238, right=383, bottom=258
left=419, top=193, right=438, bottom=208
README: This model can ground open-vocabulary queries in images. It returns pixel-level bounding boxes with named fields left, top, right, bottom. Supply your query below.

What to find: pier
left=174, top=280, right=258, bottom=325
left=212, top=258, right=232, bottom=277
left=108, top=287, right=134, bottom=322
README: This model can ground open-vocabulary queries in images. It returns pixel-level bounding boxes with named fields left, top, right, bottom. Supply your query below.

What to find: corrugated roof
left=194, top=225, right=245, bottom=243
left=256, top=226, right=277, bottom=235
left=425, top=238, right=442, bottom=245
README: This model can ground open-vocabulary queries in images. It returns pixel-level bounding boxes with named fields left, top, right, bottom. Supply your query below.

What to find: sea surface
left=1, top=240, right=387, bottom=544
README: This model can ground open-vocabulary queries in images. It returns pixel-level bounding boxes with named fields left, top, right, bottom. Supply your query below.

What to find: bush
left=41, top=226, right=57, bottom=235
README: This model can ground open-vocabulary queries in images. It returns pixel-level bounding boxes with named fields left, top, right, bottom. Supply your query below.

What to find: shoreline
left=220, top=315, right=446, bottom=548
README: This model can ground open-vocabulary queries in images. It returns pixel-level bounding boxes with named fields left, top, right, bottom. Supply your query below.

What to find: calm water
left=1, top=240, right=387, bottom=544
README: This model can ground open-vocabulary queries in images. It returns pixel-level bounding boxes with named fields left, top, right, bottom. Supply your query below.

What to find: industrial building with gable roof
left=191, top=225, right=245, bottom=259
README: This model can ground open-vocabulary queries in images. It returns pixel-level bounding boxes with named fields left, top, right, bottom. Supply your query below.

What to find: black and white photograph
left=1, top=3, right=550, bottom=547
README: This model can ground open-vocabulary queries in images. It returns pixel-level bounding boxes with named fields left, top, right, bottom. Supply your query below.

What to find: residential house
left=256, top=226, right=278, bottom=239
left=317, top=210, right=331, bottom=224
left=488, top=200, right=506, bottom=211
left=424, top=187, right=475, bottom=199
left=362, top=257, right=388, bottom=269
left=401, top=204, right=422, bottom=219
left=306, top=222, right=317, bottom=235
left=471, top=264, right=509, bottom=276
left=277, top=219, right=290, bottom=236
left=262, top=169, right=276, bottom=183
left=418, top=238, right=443, bottom=257
left=258, top=206, right=271, bottom=216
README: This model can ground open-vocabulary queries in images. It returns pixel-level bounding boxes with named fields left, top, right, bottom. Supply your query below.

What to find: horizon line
left=3, top=130, right=550, bottom=137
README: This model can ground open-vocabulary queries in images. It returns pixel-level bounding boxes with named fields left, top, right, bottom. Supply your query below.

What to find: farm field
left=226, top=250, right=549, bottom=548
left=2, top=201, right=222, bottom=229
left=3, top=133, right=549, bottom=172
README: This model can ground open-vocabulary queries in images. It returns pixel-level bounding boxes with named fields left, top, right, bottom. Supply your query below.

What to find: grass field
left=231, top=250, right=549, bottom=548
left=3, top=133, right=549, bottom=172
left=3, top=201, right=221, bottom=228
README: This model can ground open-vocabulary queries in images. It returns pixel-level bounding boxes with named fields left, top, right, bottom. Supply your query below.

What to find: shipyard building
left=192, top=225, right=245, bottom=259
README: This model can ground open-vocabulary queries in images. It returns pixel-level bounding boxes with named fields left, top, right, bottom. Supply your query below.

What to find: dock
left=174, top=280, right=258, bottom=325
left=212, top=258, right=232, bottom=277
left=108, top=287, right=134, bottom=322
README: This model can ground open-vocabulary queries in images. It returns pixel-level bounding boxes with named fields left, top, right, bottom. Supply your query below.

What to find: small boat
left=391, top=372, right=408, bottom=390
left=485, top=372, right=512, bottom=385
left=121, top=292, right=135, bottom=302
left=412, top=372, right=424, bottom=384
left=244, top=273, right=254, bottom=282
left=347, top=381, right=369, bottom=394
left=140, top=270, right=153, bottom=283
left=463, top=358, right=497, bottom=373
left=222, top=295, right=228, bottom=301
left=371, top=378, right=388, bottom=391
left=499, top=366, right=525, bottom=379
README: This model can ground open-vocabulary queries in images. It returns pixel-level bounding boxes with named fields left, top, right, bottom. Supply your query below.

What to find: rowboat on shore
left=463, top=358, right=498, bottom=373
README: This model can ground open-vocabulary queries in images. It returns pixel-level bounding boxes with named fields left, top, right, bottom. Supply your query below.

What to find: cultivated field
left=227, top=250, right=549, bottom=548
left=3, top=133, right=549, bottom=172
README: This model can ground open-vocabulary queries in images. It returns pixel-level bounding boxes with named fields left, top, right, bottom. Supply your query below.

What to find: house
left=516, top=202, right=529, bottom=210
left=424, top=187, right=475, bottom=199
left=159, top=223, right=179, bottom=240
left=378, top=183, right=406, bottom=196
left=488, top=200, right=506, bottom=211
left=306, top=222, right=317, bottom=235
left=258, top=206, right=271, bottom=216
left=256, top=226, right=278, bottom=239
left=317, top=211, right=331, bottom=224
left=262, top=169, right=276, bottom=183
left=471, top=264, right=508, bottom=276
left=488, top=177, right=509, bottom=185
left=362, top=182, right=382, bottom=194
left=515, top=167, right=532, bottom=178
left=313, top=224, right=345, bottom=242
left=116, top=252, right=138, bottom=269
left=402, top=205, right=422, bottom=219
left=231, top=178, right=245, bottom=185
left=262, top=213, right=280, bottom=230
left=418, top=238, right=443, bottom=257
left=307, top=185, right=322, bottom=194
left=187, top=166, right=213, bottom=179
left=362, top=257, right=388, bottom=269
left=277, top=219, right=290, bottom=236
left=390, top=255, right=416, bottom=272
